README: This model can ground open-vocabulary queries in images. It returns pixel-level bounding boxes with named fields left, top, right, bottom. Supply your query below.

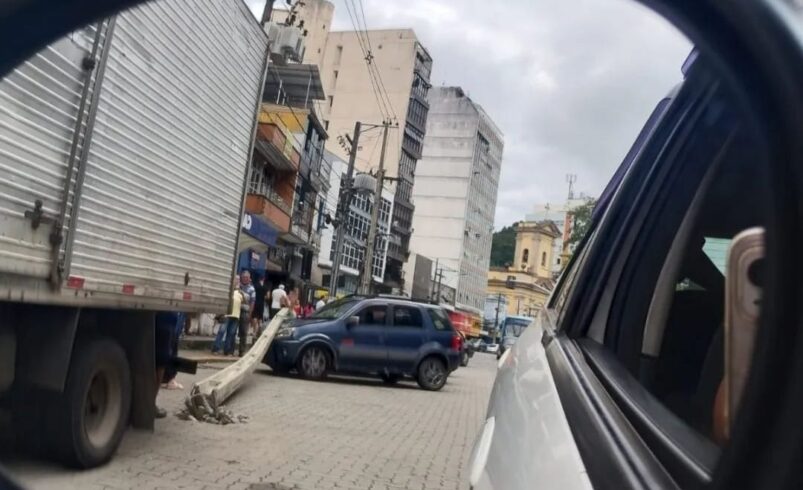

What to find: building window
left=334, top=45, right=343, bottom=64
left=328, top=96, right=334, bottom=108
left=333, top=70, right=338, bottom=80
left=522, top=249, right=529, bottom=264
left=541, top=251, right=547, bottom=266
left=324, top=120, right=329, bottom=130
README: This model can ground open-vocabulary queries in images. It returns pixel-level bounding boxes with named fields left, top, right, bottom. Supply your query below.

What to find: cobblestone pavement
left=4, top=353, right=498, bottom=490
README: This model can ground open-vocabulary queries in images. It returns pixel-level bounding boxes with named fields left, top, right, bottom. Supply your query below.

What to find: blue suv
left=264, top=296, right=462, bottom=390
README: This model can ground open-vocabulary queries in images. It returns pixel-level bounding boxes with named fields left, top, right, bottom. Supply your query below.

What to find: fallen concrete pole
left=185, top=308, right=293, bottom=418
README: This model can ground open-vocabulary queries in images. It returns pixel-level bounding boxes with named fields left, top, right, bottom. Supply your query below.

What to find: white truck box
left=0, top=0, right=268, bottom=312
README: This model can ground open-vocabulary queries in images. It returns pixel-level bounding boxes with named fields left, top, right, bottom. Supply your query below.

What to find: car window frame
left=353, top=302, right=390, bottom=326
left=389, top=304, right=425, bottom=329
left=426, top=307, right=452, bottom=331
left=548, top=86, right=695, bottom=341
left=575, top=65, right=750, bottom=486
left=543, top=59, right=739, bottom=489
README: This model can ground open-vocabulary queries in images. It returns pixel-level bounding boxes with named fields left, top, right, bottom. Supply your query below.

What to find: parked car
left=470, top=1, right=803, bottom=488
left=264, top=296, right=462, bottom=390
left=457, top=331, right=474, bottom=367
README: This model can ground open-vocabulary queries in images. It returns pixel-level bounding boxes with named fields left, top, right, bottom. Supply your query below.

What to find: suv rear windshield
left=427, top=308, right=453, bottom=331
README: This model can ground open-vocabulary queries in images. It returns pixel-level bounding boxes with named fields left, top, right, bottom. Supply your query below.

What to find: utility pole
left=358, top=120, right=390, bottom=294
left=430, top=258, right=439, bottom=302
left=494, top=292, right=502, bottom=343
left=260, top=0, right=273, bottom=25
left=435, top=267, right=444, bottom=304
left=329, top=121, right=361, bottom=298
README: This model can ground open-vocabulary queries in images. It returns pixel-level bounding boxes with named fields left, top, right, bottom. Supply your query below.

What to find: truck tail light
left=451, top=333, right=463, bottom=351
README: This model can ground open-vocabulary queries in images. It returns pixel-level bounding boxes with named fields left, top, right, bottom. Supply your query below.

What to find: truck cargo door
left=0, top=24, right=105, bottom=278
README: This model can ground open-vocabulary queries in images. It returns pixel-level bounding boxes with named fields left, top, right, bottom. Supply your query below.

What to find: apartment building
left=317, top=28, right=433, bottom=291
left=409, top=87, right=504, bottom=312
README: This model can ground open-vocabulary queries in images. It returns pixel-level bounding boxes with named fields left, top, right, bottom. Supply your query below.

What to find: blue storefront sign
left=242, top=212, right=278, bottom=246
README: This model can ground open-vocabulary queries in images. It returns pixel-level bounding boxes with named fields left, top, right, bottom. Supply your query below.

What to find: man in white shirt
left=270, top=284, right=287, bottom=318
left=315, top=294, right=327, bottom=310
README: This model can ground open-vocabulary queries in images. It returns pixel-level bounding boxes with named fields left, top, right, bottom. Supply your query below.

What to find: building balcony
left=391, top=221, right=412, bottom=237
left=245, top=193, right=291, bottom=233
left=394, top=197, right=415, bottom=211
left=283, top=203, right=314, bottom=245
left=255, top=123, right=301, bottom=172
left=386, top=243, right=406, bottom=264
left=286, top=220, right=310, bottom=245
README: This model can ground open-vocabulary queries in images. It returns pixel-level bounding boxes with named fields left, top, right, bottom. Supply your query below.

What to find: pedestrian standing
left=270, top=283, right=287, bottom=318
left=238, top=270, right=256, bottom=357
left=212, top=276, right=243, bottom=355
left=288, top=288, right=301, bottom=317
left=161, top=311, right=186, bottom=390
left=251, top=275, right=267, bottom=336
left=154, top=311, right=179, bottom=418
left=315, top=294, right=327, bottom=310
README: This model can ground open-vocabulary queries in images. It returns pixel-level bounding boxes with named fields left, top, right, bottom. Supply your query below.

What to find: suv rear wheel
left=416, top=356, right=447, bottom=391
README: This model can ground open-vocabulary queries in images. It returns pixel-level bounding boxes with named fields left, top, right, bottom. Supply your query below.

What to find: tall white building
left=409, top=87, right=503, bottom=312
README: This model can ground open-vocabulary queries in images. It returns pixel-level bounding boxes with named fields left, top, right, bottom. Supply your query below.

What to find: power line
left=342, top=0, right=391, bottom=121
left=352, top=0, right=397, bottom=123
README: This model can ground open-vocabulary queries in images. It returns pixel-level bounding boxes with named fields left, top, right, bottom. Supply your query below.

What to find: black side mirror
left=346, top=316, right=360, bottom=327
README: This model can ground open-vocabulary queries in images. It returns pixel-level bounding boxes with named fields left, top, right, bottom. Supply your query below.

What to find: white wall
left=410, top=87, right=503, bottom=310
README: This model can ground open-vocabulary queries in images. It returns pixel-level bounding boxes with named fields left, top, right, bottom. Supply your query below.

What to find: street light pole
left=494, top=292, right=502, bottom=343
left=329, top=121, right=361, bottom=298
left=358, top=120, right=390, bottom=295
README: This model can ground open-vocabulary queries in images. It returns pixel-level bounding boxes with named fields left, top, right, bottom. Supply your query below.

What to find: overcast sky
left=246, top=0, right=691, bottom=228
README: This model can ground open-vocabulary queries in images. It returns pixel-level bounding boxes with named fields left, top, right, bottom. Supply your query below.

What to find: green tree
left=567, top=198, right=597, bottom=246
left=490, top=224, right=516, bottom=267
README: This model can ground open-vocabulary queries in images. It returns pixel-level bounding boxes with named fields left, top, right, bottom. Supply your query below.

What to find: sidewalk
left=178, top=334, right=260, bottom=364
left=178, top=349, right=234, bottom=364
left=179, top=334, right=215, bottom=351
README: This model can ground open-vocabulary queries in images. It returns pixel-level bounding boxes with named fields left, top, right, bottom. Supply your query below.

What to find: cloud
left=251, top=0, right=690, bottom=228
left=330, top=0, right=691, bottom=227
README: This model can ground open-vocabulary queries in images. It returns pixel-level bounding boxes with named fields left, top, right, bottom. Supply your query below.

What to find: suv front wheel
left=297, top=345, right=330, bottom=380
left=416, top=356, right=447, bottom=391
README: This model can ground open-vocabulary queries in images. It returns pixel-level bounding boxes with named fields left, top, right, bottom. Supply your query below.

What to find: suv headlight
left=276, top=326, right=295, bottom=339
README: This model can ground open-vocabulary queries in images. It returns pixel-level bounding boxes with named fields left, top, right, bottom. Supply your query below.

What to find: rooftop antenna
left=566, top=173, right=577, bottom=201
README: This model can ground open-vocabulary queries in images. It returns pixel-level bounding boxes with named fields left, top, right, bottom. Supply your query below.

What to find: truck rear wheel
left=56, top=338, right=131, bottom=468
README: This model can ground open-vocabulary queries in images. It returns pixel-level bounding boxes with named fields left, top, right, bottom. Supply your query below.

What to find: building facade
left=317, top=29, right=433, bottom=291
left=527, top=196, right=593, bottom=276
left=486, top=220, right=559, bottom=317
left=243, top=99, right=329, bottom=292
left=409, top=87, right=503, bottom=312
left=317, top=151, right=394, bottom=296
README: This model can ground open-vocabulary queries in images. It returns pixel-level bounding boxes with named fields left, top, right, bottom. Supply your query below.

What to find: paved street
left=4, top=354, right=498, bottom=490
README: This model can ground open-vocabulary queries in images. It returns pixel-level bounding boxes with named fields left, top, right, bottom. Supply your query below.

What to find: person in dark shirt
left=154, top=311, right=180, bottom=418
left=252, top=274, right=267, bottom=336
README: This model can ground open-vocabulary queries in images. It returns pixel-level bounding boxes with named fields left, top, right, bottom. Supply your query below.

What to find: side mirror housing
left=346, top=316, right=360, bottom=327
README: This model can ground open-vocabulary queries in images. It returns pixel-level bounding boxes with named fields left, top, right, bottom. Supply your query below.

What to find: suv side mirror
left=346, top=316, right=360, bottom=327
left=719, top=227, right=764, bottom=442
